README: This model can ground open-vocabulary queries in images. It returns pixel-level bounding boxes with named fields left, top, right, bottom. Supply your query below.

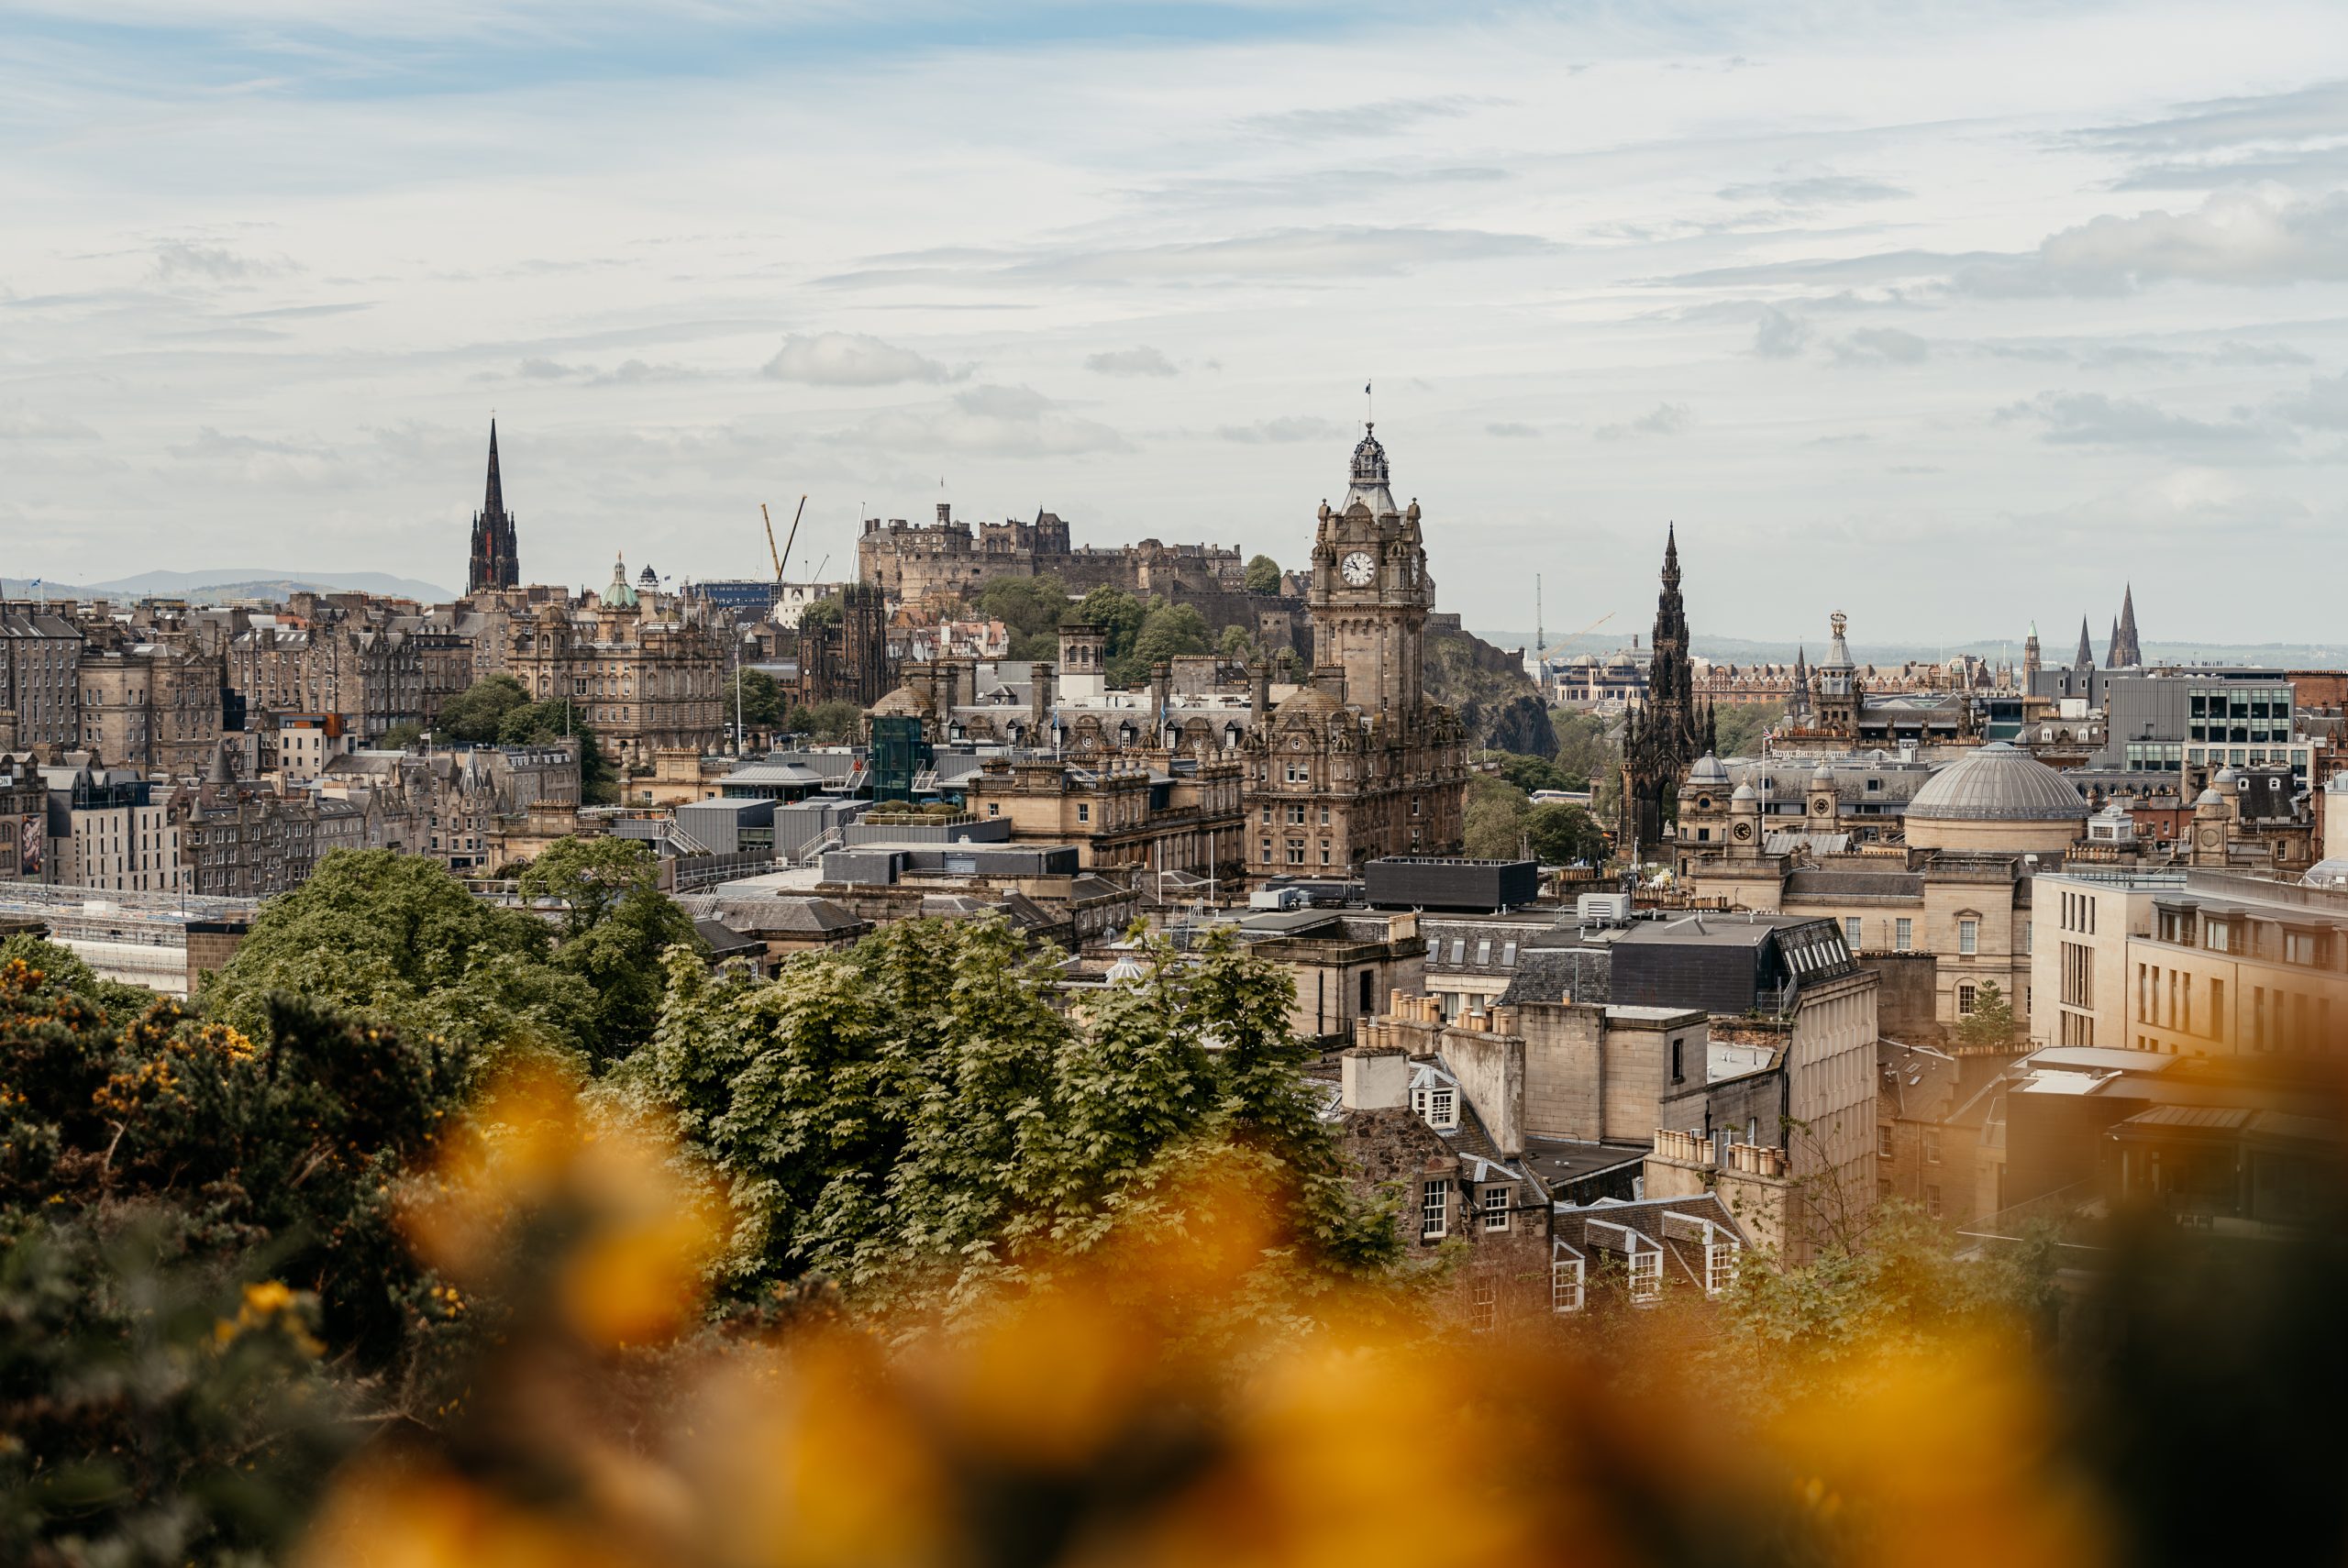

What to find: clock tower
left=1309, top=424, right=1430, bottom=723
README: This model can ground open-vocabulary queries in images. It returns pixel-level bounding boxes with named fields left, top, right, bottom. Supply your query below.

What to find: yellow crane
left=1534, top=610, right=1612, bottom=663
left=762, top=495, right=807, bottom=582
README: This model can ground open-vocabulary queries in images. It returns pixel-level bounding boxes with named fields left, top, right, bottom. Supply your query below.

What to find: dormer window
left=1481, top=1185, right=1511, bottom=1232
left=1553, top=1251, right=1585, bottom=1313
left=1628, top=1250, right=1663, bottom=1304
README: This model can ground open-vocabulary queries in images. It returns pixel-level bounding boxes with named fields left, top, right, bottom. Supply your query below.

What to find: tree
left=1125, top=601, right=1213, bottom=680
left=1074, top=585, right=1146, bottom=667
left=725, top=668, right=785, bottom=734
left=1484, top=694, right=1558, bottom=759
left=620, top=918, right=1397, bottom=1309
left=1523, top=801, right=1606, bottom=865
left=1244, top=553, right=1283, bottom=594
left=1553, top=709, right=1622, bottom=784
left=436, top=674, right=531, bottom=745
left=519, top=835, right=661, bottom=936
left=974, top=573, right=1073, bottom=662
left=1712, top=700, right=1786, bottom=760
left=1462, top=774, right=1531, bottom=859
left=1956, top=979, right=2017, bottom=1052
left=497, top=699, right=617, bottom=803
left=1217, top=622, right=1258, bottom=661
left=201, top=849, right=597, bottom=1068
left=790, top=700, right=864, bottom=744
left=377, top=721, right=424, bottom=751
left=1496, top=751, right=1584, bottom=795
left=797, top=596, right=843, bottom=633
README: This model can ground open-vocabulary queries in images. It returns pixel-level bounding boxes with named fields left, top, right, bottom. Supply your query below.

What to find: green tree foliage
left=973, top=573, right=1073, bottom=661
left=435, top=674, right=531, bottom=745
left=1244, top=554, right=1283, bottom=594
left=1482, top=693, right=1558, bottom=759
left=1552, top=709, right=1622, bottom=784
left=1711, top=700, right=1785, bottom=760
left=1074, top=585, right=1146, bottom=665
left=376, top=721, right=424, bottom=752
left=1462, top=774, right=1530, bottom=860
left=1956, top=979, right=2017, bottom=1052
left=1217, top=623, right=1258, bottom=661
left=789, top=700, right=864, bottom=745
left=1124, top=602, right=1213, bottom=682
left=619, top=919, right=1397, bottom=1310
left=724, top=668, right=785, bottom=734
left=796, top=596, right=844, bottom=633
left=1495, top=751, right=1585, bottom=795
left=496, top=700, right=616, bottom=803
left=1524, top=801, right=1607, bottom=865
left=201, top=850, right=598, bottom=1068
left=520, top=838, right=703, bottom=1062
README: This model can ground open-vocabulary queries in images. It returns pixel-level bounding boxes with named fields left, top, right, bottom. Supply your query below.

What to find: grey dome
left=1809, top=761, right=1835, bottom=786
left=1689, top=753, right=1729, bottom=784
left=1731, top=781, right=1758, bottom=801
left=2212, top=765, right=2240, bottom=788
left=1908, top=743, right=2087, bottom=823
left=2196, top=786, right=2225, bottom=808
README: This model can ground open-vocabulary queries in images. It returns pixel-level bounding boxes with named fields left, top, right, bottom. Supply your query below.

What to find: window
left=1895, top=917, right=1913, bottom=952
left=1958, top=919, right=1978, bottom=956
left=2205, top=920, right=2232, bottom=954
left=1925, top=1184, right=1943, bottom=1219
left=1628, top=1250, right=1662, bottom=1304
left=1958, top=982, right=1977, bottom=1015
left=1878, top=1125, right=1893, bottom=1159
left=1075, top=803, right=1090, bottom=823
left=1426, top=1088, right=1456, bottom=1128
left=1670, top=1037, right=1684, bottom=1084
left=1475, top=938, right=1491, bottom=966
left=1501, top=942, right=1518, bottom=966
left=2021, top=920, right=2032, bottom=955
left=1286, top=841, right=1305, bottom=866
left=1923, top=1128, right=1942, bottom=1165
left=1469, top=1278, right=1496, bottom=1332
left=1482, top=1186, right=1511, bottom=1231
left=2285, top=930, right=2322, bottom=966
left=1704, top=1238, right=1738, bottom=1297
left=1844, top=917, right=1863, bottom=951
left=1287, top=804, right=1306, bottom=825
left=1260, top=839, right=1272, bottom=863
left=1552, top=1253, right=1584, bottom=1313
left=1420, top=1179, right=1448, bottom=1240
left=1449, top=939, right=1466, bottom=966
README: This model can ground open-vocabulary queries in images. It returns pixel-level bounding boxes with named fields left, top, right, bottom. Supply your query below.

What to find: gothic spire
left=2074, top=616, right=2094, bottom=669
left=483, top=417, right=504, bottom=517
left=2112, top=583, right=2142, bottom=667
left=1662, top=522, right=1680, bottom=589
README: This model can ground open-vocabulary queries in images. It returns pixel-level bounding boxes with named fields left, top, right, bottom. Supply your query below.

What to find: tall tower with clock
left=1308, top=424, right=1429, bottom=720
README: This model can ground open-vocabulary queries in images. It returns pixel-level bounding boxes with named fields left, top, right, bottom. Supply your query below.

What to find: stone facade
left=0, top=607, right=84, bottom=751
left=505, top=564, right=727, bottom=764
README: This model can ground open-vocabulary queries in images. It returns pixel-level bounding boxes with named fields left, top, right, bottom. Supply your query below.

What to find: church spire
left=467, top=419, right=520, bottom=595
left=483, top=417, right=504, bottom=517
left=2073, top=616, right=2095, bottom=670
left=2111, top=583, right=2142, bottom=667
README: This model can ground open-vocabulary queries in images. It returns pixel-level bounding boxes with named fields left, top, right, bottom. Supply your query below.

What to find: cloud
left=822, top=226, right=1565, bottom=289
left=1751, top=306, right=1811, bottom=359
left=1486, top=422, right=1540, bottom=438
left=1234, top=95, right=1503, bottom=143
left=1085, top=346, right=1177, bottom=378
left=1807, top=433, right=1872, bottom=447
left=852, top=384, right=1129, bottom=457
left=763, top=331, right=956, bottom=385
left=2272, top=371, right=2348, bottom=431
left=1595, top=403, right=1693, bottom=441
left=2070, top=81, right=2348, bottom=189
left=150, top=240, right=297, bottom=283
left=1828, top=326, right=1929, bottom=365
left=0, top=408, right=101, bottom=441
left=2015, top=467, right=2317, bottom=541
left=1214, top=416, right=1346, bottom=444
left=1993, top=392, right=2269, bottom=451
left=1716, top=174, right=1908, bottom=206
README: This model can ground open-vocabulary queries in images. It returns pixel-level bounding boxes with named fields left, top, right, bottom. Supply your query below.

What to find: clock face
left=1340, top=550, right=1376, bottom=586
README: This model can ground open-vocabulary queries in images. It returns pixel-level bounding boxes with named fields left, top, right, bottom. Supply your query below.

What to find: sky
left=6, top=1, right=2348, bottom=646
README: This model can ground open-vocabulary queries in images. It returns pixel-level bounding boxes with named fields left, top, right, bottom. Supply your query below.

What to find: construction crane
left=761, top=495, right=808, bottom=583
left=1531, top=610, right=1614, bottom=663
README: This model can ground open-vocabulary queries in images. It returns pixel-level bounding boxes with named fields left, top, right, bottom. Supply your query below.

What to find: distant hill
left=1479, top=629, right=2348, bottom=670
left=4, top=569, right=457, bottom=605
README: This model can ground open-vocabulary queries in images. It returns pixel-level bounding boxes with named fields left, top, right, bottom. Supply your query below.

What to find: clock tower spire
left=1309, top=424, right=1432, bottom=723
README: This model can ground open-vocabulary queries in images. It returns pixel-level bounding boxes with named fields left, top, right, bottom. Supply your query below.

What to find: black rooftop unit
left=1610, top=914, right=1855, bottom=1016
left=1365, top=856, right=1540, bottom=913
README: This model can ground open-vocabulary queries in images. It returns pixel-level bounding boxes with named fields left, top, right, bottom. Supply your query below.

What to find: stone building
left=1242, top=425, right=1468, bottom=876
left=966, top=753, right=1248, bottom=881
left=1678, top=743, right=2088, bottom=1049
left=505, top=558, right=727, bottom=764
left=1618, top=529, right=1712, bottom=859
left=856, top=501, right=1305, bottom=652
left=0, top=606, right=84, bottom=751
left=75, top=637, right=224, bottom=775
